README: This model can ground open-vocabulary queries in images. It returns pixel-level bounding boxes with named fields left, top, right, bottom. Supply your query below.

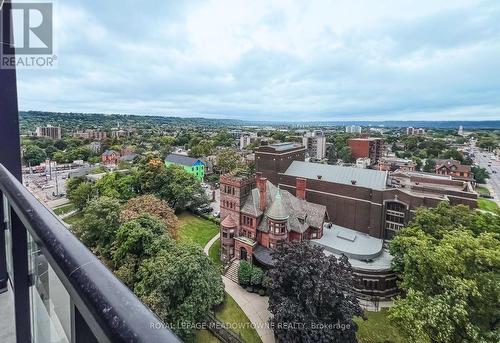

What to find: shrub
left=262, top=274, right=272, bottom=290
left=238, top=260, right=252, bottom=286
left=250, top=266, right=264, bottom=287
left=258, top=289, right=266, bottom=296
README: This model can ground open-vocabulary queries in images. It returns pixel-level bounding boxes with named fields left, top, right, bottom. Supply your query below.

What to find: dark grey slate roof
left=253, top=245, right=275, bottom=267
left=284, top=161, right=388, bottom=190
left=165, top=154, right=203, bottom=167
left=241, top=181, right=326, bottom=234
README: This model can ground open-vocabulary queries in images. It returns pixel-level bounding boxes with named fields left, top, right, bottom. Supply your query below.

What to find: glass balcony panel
left=3, top=195, right=14, bottom=286
left=28, top=233, right=71, bottom=343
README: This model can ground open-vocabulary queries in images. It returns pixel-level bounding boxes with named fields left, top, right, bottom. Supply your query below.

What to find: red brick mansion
left=219, top=172, right=327, bottom=266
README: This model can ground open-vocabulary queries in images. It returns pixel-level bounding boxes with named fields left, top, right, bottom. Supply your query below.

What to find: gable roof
left=102, top=149, right=118, bottom=156
left=241, top=181, right=326, bottom=234
left=284, top=161, right=388, bottom=190
left=435, top=159, right=471, bottom=173
left=165, top=154, right=204, bottom=167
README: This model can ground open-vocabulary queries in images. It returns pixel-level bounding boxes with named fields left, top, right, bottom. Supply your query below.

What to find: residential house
left=435, top=159, right=474, bottom=182
left=101, top=150, right=120, bottom=165
left=165, top=154, right=205, bottom=181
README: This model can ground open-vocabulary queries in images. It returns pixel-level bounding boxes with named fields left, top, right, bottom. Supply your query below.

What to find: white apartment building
left=302, top=130, right=326, bottom=159
left=345, top=125, right=362, bottom=134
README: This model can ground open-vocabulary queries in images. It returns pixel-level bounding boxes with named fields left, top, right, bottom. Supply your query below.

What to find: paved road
left=205, top=187, right=220, bottom=215
left=471, top=141, right=500, bottom=202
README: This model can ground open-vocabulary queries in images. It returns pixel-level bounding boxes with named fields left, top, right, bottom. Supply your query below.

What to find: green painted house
left=165, top=154, right=205, bottom=181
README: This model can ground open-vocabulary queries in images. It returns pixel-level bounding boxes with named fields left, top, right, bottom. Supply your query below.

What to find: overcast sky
left=16, top=0, right=500, bottom=121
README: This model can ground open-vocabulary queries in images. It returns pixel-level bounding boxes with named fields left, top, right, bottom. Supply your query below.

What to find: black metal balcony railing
left=0, top=163, right=181, bottom=342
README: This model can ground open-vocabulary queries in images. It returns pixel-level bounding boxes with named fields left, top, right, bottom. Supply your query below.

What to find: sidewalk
left=204, top=234, right=219, bottom=255
left=60, top=209, right=78, bottom=220
left=204, top=234, right=275, bottom=343
left=222, top=277, right=274, bottom=343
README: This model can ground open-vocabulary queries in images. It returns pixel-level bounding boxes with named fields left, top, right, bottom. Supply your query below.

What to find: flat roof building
left=302, top=130, right=326, bottom=160
left=347, top=137, right=383, bottom=165
left=36, top=125, right=61, bottom=140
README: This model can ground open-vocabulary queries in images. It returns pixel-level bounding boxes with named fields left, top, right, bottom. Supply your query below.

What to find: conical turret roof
left=266, top=188, right=289, bottom=221
left=221, top=214, right=237, bottom=228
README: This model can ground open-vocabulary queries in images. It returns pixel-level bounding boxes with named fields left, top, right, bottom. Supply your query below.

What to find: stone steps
left=224, top=260, right=240, bottom=283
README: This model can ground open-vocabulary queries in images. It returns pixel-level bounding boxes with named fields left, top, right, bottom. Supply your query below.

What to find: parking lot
left=23, top=169, right=74, bottom=206
left=203, top=183, right=220, bottom=216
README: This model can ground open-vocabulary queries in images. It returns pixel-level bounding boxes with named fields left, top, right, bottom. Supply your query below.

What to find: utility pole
left=54, top=162, right=59, bottom=196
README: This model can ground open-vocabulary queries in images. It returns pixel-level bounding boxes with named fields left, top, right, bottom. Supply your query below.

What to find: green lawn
left=209, top=238, right=223, bottom=268
left=356, top=309, right=406, bottom=343
left=63, top=212, right=83, bottom=226
left=177, top=212, right=219, bottom=247
left=478, top=198, right=499, bottom=213
left=53, top=203, right=76, bottom=215
left=195, top=329, right=220, bottom=343
left=214, top=293, right=262, bottom=343
left=476, top=186, right=490, bottom=196
left=194, top=292, right=261, bottom=343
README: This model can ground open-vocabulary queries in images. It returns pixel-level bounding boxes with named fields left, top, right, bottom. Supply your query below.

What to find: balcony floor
left=0, top=288, right=16, bottom=343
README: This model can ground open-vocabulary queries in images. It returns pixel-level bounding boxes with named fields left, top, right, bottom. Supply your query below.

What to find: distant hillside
left=19, top=111, right=500, bottom=130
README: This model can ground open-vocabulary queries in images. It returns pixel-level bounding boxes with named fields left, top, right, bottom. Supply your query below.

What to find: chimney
left=317, top=175, right=322, bottom=180
left=258, top=177, right=267, bottom=211
left=296, top=178, right=306, bottom=200
left=351, top=180, right=357, bottom=185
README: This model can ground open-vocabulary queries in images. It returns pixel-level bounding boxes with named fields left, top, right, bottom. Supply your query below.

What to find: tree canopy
left=389, top=203, right=500, bottom=343
left=216, top=148, right=247, bottom=174
left=73, top=194, right=223, bottom=340
left=135, top=159, right=209, bottom=211
left=24, top=145, right=47, bottom=165
left=73, top=196, right=121, bottom=259
left=135, top=242, right=224, bottom=340
left=268, top=242, right=363, bottom=343
left=113, top=214, right=174, bottom=288
left=472, top=166, right=490, bottom=184
left=67, top=179, right=96, bottom=211
left=120, top=194, right=179, bottom=239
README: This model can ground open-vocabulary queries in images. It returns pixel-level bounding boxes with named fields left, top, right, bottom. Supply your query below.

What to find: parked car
left=195, top=205, right=212, bottom=213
